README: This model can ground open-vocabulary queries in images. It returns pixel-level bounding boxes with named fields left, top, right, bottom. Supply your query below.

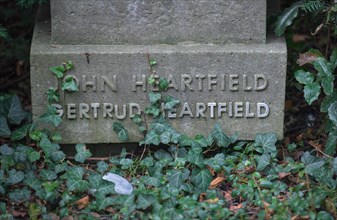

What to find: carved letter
left=181, top=74, right=194, bottom=91
left=67, top=104, right=76, bottom=119
left=257, top=103, right=269, bottom=118
left=82, top=75, right=97, bottom=92
left=79, top=103, right=90, bottom=119
left=91, top=103, right=100, bottom=119
left=228, top=102, right=233, bottom=117
left=234, top=102, right=243, bottom=118
left=115, top=104, right=127, bottom=119
left=221, top=74, right=226, bottom=91
left=129, top=103, right=141, bottom=118
left=51, top=104, right=64, bottom=117
left=101, top=75, right=117, bottom=92
left=103, top=103, right=113, bottom=118
left=218, top=103, right=227, bottom=117
left=254, top=74, right=268, bottom=91
left=132, top=74, right=147, bottom=92
left=243, top=74, right=252, bottom=91
left=179, top=102, right=193, bottom=117
left=167, top=74, right=178, bottom=90
left=167, top=108, right=177, bottom=118
left=229, top=74, right=239, bottom=91
left=196, top=103, right=206, bottom=118
left=208, top=102, right=217, bottom=118
left=195, top=74, right=206, bottom=91
left=208, top=74, right=217, bottom=91
left=245, top=102, right=254, bottom=118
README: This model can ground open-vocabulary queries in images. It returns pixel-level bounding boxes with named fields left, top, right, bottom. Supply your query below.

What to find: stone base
left=31, top=9, right=287, bottom=144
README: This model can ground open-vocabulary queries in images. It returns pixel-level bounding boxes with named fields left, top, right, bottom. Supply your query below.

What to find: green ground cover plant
left=1, top=0, right=337, bottom=219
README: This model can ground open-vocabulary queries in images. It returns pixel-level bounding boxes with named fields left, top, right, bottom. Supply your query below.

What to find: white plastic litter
left=102, top=173, right=133, bottom=195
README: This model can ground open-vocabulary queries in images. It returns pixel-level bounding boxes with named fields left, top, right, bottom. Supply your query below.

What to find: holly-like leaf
left=294, top=70, right=314, bottom=84
left=303, top=82, right=321, bottom=105
left=191, top=169, right=212, bottom=191
left=74, top=143, right=92, bottom=163
left=113, top=122, right=129, bottom=141
left=255, top=132, right=277, bottom=154
left=322, top=75, right=334, bottom=96
left=328, top=101, right=337, bottom=127
left=274, top=3, right=300, bottom=36
left=325, top=131, right=337, bottom=156
left=50, top=65, right=65, bottom=78
left=314, top=57, right=333, bottom=79
left=39, top=105, right=62, bottom=127
left=0, top=116, right=11, bottom=137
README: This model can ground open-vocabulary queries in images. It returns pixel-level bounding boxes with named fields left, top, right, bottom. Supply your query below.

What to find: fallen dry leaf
left=204, top=198, right=219, bottom=204
left=297, top=52, right=318, bottom=66
left=229, top=203, right=243, bottom=212
left=292, top=34, right=310, bottom=42
left=209, top=176, right=225, bottom=189
left=311, top=23, right=324, bottom=36
left=76, top=195, right=90, bottom=210
left=278, top=172, right=291, bottom=179
left=13, top=210, right=27, bottom=217
left=224, top=191, right=232, bottom=201
left=199, top=192, right=207, bottom=202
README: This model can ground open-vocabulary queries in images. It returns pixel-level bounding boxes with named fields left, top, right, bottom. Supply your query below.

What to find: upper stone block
left=51, top=0, right=266, bottom=45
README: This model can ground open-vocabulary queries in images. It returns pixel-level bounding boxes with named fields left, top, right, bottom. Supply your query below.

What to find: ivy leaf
left=143, top=130, right=160, bottom=145
left=159, top=77, right=169, bottom=91
left=187, top=149, right=204, bottom=168
left=274, top=3, right=300, bottom=36
left=8, top=169, right=25, bottom=184
left=7, top=95, right=27, bottom=125
left=160, top=131, right=171, bottom=144
left=191, top=169, right=212, bottom=191
left=294, top=70, right=314, bottom=84
left=149, top=92, right=161, bottom=104
left=51, top=150, right=66, bottom=162
left=164, top=96, right=180, bottom=110
left=141, top=176, right=161, bottom=187
left=39, top=105, right=62, bottom=127
left=62, top=76, right=79, bottom=92
left=113, top=122, right=129, bottom=141
left=27, top=149, right=40, bottom=162
left=255, top=133, right=277, bottom=154
left=303, top=82, right=321, bottom=105
left=119, top=158, right=134, bottom=169
left=168, top=169, right=190, bottom=189
left=9, top=187, right=31, bottom=202
left=211, top=123, right=234, bottom=148
left=96, top=195, right=116, bottom=210
left=50, top=65, right=65, bottom=78
left=97, top=161, right=109, bottom=174
left=74, top=143, right=92, bottom=163
left=0, top=144, right=14, bottom=155
left=328, top=101, right=337, bottom=127
left=325, top=131, right=337, bottom=156
left=0, top=116, right=11, bottom=136
left=203, top=153, right=226, bottom=172
left=256, top=153, right=271, bottom=171
left=194, top=135, right=209, bottom=148
left=144, top=106, right=161, bottom=117
left=305, top=161, right=325, bottom=176
left=39, top=169, right=57, bottom=181
left=47, top=87, right=60, bottom=104
left=11, top=124, right=32, bottom=141
left=136, top=194, right=156, bottom=210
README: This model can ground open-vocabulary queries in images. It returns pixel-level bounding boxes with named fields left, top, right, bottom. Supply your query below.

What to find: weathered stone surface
left=31, top=16, right=287, bottom=144
left=50, top=0, right=266, bottom=45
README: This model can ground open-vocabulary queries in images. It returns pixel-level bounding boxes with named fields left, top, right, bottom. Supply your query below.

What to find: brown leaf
left=292, top=34, right=310, bottom=42
left=105, top=207, right=116, bottom=214
left=291, top=215, right=310, bottom=220
left=199, top=193, right=207, bottom=202
left=278, top=172, right=291, bottom=179
left=311, top=23, right=324, bottom=36
left=76, top=195, right=90, bottom=210
left=13, top=210, right=27, bottom=217
left=229, top=203, right=243, bottom=212
left=297, top=52, right=318, bottom=66
left=209, top=177, right=225, bottom=189
left=224, top=191, right=232, bottom=201
left=61, top=216, right=74, bottom=220
left=16, top=61, right=24, bottom=76
left=204, top=198, right=219, bottom=204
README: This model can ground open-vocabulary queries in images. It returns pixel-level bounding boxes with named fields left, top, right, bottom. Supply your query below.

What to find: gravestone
left=30, top=0, right=287, bottom=144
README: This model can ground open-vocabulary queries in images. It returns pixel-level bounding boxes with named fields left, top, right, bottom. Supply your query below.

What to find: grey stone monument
left=31, top=0, right=287, bottom=144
